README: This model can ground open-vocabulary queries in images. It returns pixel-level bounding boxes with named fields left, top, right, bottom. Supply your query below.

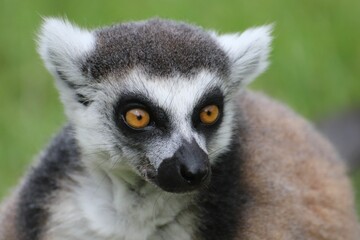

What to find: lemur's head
left=38, top=18, right=271, bottom=193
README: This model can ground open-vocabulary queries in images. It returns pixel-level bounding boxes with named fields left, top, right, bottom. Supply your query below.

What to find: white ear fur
left=216, top=25, right=273, bottom=88
left=37, top=17, right=95, bottom=86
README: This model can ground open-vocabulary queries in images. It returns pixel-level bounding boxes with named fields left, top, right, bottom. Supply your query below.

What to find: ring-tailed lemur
left=0, top=18, right=359, bottom=240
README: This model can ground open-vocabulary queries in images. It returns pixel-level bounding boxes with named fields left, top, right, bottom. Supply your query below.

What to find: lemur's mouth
left=137, top=158, right=157, bottom=181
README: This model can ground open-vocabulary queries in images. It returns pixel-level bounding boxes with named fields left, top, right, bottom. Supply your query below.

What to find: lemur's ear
left=37, top=17, right=95, bottom=89
left=216, top=25, right=273, bottom=89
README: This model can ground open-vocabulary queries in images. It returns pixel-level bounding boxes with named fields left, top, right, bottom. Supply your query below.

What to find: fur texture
left=0, top=18, right=359, bottom=240
left=85, top=18, right=229, bottom=79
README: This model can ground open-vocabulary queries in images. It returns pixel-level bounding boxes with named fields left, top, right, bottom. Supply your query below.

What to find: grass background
left=0, top=0, right=360, bottom=214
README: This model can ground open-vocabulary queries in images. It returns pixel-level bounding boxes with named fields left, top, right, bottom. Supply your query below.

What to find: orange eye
left=125, top=108, right=150, bottom=129
left=200, top=105, right=220, bottom=125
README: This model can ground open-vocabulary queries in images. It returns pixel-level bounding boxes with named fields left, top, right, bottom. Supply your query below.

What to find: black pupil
left=136, top=114, right=143, bottom=121
left=206, top=110, right=212, bottom=116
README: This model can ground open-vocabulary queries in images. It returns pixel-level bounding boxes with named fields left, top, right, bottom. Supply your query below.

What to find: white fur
left=215, top=25, right=273, bottom=88
left=38, top=17, right=95, bottom=84
left=46, top=169, right=196, bottom=240
left=38, top=18, right=96, bottom=118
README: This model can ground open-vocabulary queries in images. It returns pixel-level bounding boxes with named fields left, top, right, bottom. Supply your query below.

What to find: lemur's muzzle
left=156, top=140, right=210, bottom=193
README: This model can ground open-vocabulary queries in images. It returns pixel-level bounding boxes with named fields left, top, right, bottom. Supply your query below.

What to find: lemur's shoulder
left=237, top=90, right=360, bottom=239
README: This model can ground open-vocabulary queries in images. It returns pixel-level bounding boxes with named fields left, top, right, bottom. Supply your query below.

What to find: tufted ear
left=216, top=25, right=273, bottom=89
left=38, top=17, right=95, bottom=87
left=37, top=17, right=96, bottom=106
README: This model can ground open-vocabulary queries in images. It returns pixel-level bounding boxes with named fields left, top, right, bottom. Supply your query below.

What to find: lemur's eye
left=125, top=109, right=150, bottom=129
left=200, top=105, right=220, bottom=125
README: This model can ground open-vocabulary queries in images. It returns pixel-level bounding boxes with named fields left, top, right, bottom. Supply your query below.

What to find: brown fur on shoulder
left=237, top=91, right=360, bottom=239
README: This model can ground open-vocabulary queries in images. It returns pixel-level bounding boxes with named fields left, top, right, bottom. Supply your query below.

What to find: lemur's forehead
left=128, top=70, right=221, bottom=107
left=103, top=69, right=224, bottom=118
left=82, top=18, right=230, bottom=80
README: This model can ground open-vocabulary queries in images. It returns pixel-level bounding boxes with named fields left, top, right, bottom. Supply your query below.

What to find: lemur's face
left=88, top=71, right=232, bottom=192
left=38, top=18, right=271, bottom=193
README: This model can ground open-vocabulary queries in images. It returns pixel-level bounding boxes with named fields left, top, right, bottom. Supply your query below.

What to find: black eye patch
left=192, top=87, right=224, bottom=135
left=113, top=93, right=171, bottom=139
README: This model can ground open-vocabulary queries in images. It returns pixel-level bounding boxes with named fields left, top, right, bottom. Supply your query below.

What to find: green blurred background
left=0, top=0, right=359, bottom=214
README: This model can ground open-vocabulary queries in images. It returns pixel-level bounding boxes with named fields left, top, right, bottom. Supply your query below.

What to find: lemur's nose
left=156, top=140, right=211, bottom=193
left=179, top=158, right=209, bottom=185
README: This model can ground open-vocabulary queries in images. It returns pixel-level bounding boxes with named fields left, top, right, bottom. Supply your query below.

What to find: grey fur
left=82, top=18, right=230, bottom=79
left=16, top=125, right=82, bottom=240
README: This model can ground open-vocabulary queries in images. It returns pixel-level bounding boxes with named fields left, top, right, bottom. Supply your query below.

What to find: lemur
left=0, top=18, right=359, bottom=240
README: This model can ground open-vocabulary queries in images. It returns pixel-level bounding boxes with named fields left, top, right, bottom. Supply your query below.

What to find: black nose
left=156, top=140, right=211, bottom=193
left=180, top=160, right=209, bottom=186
